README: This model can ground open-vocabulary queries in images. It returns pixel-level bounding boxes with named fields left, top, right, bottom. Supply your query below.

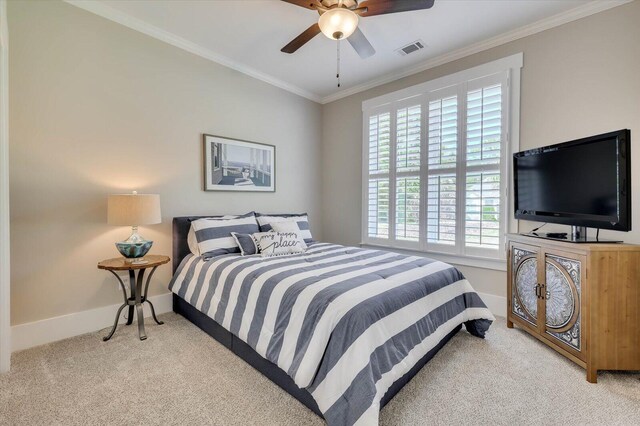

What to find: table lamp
left=107, top=191, right=161, bottom=264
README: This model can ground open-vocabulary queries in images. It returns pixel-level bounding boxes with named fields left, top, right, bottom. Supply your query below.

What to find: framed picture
left=203, top=134, right=275, bottom=192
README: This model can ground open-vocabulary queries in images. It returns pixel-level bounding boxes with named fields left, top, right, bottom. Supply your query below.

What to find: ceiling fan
left=281, top=0, right=436, bottom=59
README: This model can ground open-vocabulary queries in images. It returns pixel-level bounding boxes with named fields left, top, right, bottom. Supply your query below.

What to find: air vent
left=396, top=40, right=426, bottom=56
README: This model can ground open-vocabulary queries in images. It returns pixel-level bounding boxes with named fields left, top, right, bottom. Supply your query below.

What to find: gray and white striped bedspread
left=169, top=243, right=494, bottom=425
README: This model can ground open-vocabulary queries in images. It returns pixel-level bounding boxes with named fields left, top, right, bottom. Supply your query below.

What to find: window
left=362, top=54, right=522, bottom=267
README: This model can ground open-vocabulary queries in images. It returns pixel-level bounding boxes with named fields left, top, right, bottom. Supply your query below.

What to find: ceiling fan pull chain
left=337, top=39, right=341, bottom=88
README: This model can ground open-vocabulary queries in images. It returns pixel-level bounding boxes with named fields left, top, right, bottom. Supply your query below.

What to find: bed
left=170, top=216, right=494, bottom=425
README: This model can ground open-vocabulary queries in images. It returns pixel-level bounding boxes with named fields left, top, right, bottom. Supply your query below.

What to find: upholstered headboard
left=172, top=216, right=207, bottom=273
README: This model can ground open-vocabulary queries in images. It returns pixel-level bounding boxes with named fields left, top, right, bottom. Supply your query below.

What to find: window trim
left=361, top=53, right=522, bottom=270
left=360, top=243, right=508, bottom=272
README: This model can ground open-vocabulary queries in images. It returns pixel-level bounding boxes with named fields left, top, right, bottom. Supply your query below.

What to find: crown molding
left=64, top=0, right=631, bottom=106
left=319, top=0, right=632, bottom=104
left=64, top=0, right=323, bottom=103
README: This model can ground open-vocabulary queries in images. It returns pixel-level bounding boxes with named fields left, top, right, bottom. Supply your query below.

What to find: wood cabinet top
left=507, top=233, right=640, bottom=252
left=97, top=255, right=170, bottom=271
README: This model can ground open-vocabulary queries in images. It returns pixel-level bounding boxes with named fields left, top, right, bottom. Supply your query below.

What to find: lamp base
left=115, top=226, right=153, bottom=259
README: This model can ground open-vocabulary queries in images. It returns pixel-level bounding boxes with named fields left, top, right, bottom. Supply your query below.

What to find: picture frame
left=203, top=134, right=275, bottom=192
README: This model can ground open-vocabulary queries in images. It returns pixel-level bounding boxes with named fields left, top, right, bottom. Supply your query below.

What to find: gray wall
left=321, top=1, right=640, bottom=298
left=9, top=0, right=640, bottom=325
left=9, top=1, right=323, bottom=325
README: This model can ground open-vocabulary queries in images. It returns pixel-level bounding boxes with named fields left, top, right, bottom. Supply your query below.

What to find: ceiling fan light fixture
left=318, top=8, right=359, bottom=40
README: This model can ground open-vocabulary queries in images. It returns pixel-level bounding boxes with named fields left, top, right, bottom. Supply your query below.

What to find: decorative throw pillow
left=250, top=231, right=274, bottom=253
left=251, top=231, right=273, bottom=243
left=256, top=213, right=314, bottom=244
left=254, top=232, right=306, bottom=257
left=271, top=221, right=307, bottom=249
left=190, top=212, right=259, bottom=258
left=231, top=232, right=258, bottom=256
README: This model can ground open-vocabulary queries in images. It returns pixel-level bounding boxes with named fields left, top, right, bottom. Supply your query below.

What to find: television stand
left=525, top=226, right=622, bottom=243
left=507, top=233, right=640, bottom=383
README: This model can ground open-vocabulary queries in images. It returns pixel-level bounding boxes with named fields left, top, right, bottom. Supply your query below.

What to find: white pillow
left=271, top=221, right=307, bottom=249
left=251, top=231, right=275, bottom=244
left=256, top=214, right=313, bottom=243
left=254, top=232, right=306, bottom=257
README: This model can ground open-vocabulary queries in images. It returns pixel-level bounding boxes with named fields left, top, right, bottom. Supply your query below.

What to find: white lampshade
left=107, top=192, right=161, bottom=226
left=318, top=8, right=359, bottom=40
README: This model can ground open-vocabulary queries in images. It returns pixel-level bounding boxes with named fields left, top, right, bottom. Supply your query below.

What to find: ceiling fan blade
left=280, top=0, right=320, bottom=10
left=348, top=27, right=375, bottom=59
left=358, top=0, right=435, bottom=17
left=281, top=23, right=322, bottom=54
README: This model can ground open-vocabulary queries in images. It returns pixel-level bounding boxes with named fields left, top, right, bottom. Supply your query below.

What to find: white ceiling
left=69, top=0, right=627, bottom=103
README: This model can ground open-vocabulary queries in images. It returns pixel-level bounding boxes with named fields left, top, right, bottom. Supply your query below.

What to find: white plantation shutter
left=362, top=55, right=520, bottom=265
left=367, top=111, right=391, bottom=240
left=427, top=174, right=456, bottom=245
left=428, top=96, right=458, bottom=170
left=464, top=80, right=504, bottom=252
left=396, top=176, right=420, bottom=241
left=368, top=178, right=389, bottom=238
left=466, top=84, right=502, bottom=167
left=395, top=104, right=421, bottom=242
left=465, top=171, right=501, bottom=248
left=426, top=92, right=458, bottom=249
left=368, top=112, right=391, bottom=173
left=396, top=105, right=421, bottom=172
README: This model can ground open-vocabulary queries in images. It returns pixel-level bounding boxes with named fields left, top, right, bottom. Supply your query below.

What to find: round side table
left=98, top=255, right=170, bottom=341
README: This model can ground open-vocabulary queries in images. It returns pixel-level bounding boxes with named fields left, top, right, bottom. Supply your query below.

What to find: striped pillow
left=256, top=213, right=313, bottom=243
left=191, top=212, right=260, bottom=258
left=188, top=214, right=239, bottom=256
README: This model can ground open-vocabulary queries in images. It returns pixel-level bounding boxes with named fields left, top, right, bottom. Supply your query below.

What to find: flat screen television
left=513, top=129, right=631, bottom=235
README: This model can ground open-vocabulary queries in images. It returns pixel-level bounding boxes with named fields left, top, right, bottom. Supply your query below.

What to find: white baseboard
left=477, top=292, right=507, bottom=318
left=10, top=290, right=505, bottom=352
left=11, top=292, right=173, bottom=352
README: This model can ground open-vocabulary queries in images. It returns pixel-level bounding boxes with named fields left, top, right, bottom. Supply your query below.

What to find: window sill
left=360, top=243, right=507, bottom=272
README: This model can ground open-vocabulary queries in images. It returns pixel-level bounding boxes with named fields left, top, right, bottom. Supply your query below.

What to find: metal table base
left=103, top=266, right=163, bottom=341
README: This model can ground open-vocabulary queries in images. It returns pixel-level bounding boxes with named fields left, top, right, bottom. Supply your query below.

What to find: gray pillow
left=231, top=232, right=258, bottom=256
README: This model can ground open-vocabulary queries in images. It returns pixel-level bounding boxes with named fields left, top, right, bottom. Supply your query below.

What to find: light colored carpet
left=0, top=313, right=638, bottom=425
